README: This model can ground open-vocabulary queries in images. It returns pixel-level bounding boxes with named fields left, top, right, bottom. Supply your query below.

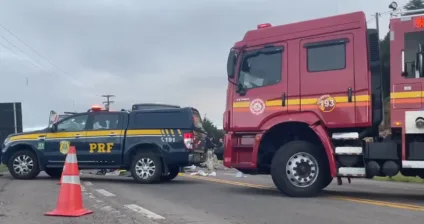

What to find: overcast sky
left=0, top=0, right=410, bottom=130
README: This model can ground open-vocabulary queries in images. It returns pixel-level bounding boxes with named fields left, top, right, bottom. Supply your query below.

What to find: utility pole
left=102, top=94, right=115, bottom=111
left=375, top=12, right=380, bottom=39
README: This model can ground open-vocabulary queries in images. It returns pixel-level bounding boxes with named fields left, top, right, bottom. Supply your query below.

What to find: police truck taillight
left=183, top=132, right=194, bottom=150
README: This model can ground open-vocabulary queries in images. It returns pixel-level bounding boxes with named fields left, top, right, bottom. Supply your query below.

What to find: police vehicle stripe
left=9, top=129, right=166, bottom=142
left=61, top=175, right=81, bottom=185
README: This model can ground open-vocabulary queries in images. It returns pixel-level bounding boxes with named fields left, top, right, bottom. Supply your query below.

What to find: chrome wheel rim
left=13, top=154, right=34, bottom=176
left=285, top=152, right=319, bottom=188
left=135, top=158, right=156, bottom=179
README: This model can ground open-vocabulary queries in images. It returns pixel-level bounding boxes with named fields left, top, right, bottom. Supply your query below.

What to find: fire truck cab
left=224, top=2, right=424, bottom=197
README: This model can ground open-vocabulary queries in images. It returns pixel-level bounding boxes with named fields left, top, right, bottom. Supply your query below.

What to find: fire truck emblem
left=317, top=95, right=336, bottom=112
left=249, top=98, right=266, bottom=115
left=59, top=141, right=70, bottom=155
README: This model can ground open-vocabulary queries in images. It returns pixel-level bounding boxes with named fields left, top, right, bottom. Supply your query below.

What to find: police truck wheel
left=44, top=168, right=63, bottom=179
left=7, top=150, right=40, bottom=180
left=161, top=165, right=180, bottom=182
left=271, top=141, right=325, bottom=197
left=131, top=153, right=162, bottom=184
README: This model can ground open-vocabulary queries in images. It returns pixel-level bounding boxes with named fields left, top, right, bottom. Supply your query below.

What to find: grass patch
left=0, top=164, right=7, bottom=173
left=374, top=174, right=424, bottom=183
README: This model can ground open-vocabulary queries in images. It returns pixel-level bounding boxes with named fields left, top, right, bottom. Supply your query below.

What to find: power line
left=0, top=23, right=98, bottom=96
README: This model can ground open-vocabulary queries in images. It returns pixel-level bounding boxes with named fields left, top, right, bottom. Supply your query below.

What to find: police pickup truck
left=1, top=105, right=207, bottom=183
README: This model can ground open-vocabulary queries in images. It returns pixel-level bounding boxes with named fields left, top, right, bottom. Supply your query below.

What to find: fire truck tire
left=44, top=168, right=63, bottom=179
left=160, top=165, right=180, bottom=182
left=7, top=150, right=41, bottom=180
left=321, top=175, right=333, bottom=189
left=271, top=140, right=325, bottom=197
left=130, top=152, right=163, bottom=184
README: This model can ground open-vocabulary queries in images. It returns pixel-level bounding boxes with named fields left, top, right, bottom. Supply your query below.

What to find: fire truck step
left=337, top=167, right=366, bottom=177
left=335, top=146, right=363, bottom=155
left=402, top=160, right=424, bottom=169
left=332, top=132, right=359, bottom=140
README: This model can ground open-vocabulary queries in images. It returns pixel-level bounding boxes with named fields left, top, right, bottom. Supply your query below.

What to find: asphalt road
left=1, top=169, right=424, bottom=224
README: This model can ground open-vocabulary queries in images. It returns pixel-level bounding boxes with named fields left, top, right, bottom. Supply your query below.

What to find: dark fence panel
left=0, top=102, right=23, bottom=143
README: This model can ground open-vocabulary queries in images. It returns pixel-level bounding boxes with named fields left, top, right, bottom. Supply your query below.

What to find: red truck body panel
left=224, top=12, right=370, bottom=172
left=226, top=12, right=370, bottom=134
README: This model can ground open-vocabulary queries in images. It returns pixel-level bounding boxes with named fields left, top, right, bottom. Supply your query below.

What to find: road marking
left=124, top=204, right=165, bottom=220
left=96, top=189, right=116, bottom=197
left=84, top=181, right=93, bottom=186
left=179, top=173, right=424, bottom=212
left=81, top=186, right=86, bottom=191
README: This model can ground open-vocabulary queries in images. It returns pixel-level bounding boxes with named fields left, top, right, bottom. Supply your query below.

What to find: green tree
left=404, top=0, right=424, bottom=10
left=202, top=116, right=224, bottom=143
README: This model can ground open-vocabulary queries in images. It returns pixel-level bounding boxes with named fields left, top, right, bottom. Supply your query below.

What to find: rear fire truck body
left=223, top=5, right=424, bottom=197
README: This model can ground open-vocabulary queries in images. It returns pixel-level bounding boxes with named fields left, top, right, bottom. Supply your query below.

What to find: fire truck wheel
left=7, top=150, right=41, bottom=180
left=44, top=168, right=63, bottom=179
left=130, top=152, right=163, bottom=184
left=271, top=140, right=325, bottom=197
left=160, top=165, right=180, bottom=182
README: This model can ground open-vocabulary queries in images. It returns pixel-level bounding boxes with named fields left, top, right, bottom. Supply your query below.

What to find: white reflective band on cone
left=65, top=154, right=78, bottom=163
left=61, top=175, right=81, bottom=185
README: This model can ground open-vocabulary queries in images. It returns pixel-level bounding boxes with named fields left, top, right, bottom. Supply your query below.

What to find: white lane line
left=124, top=204, right=165, bottom=220
left=96, top=189, right=116, bottom=197
left=84, top=181, right=93, bottom=186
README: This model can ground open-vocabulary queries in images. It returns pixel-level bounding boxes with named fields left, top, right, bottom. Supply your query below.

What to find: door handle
left=108, top=132, right=116, bottom=136
left=348, top=88, right=353, bottom=103
left=281, top=92, right=286, bottom=107
left=74, top=134, right=81, bottom=138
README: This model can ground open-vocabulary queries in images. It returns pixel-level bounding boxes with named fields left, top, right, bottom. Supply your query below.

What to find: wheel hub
left=286, top=152, right=319, bottom=188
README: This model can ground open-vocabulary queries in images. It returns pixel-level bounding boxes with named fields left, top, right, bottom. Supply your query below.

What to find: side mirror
left=50, top=124, right=57, bottom=133
left=227, top=50, right=237, bottom=79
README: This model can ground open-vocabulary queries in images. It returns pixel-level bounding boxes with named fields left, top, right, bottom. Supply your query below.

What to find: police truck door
left=44, top=114, right=89, bottom=167
left=85, top=112, right=124, bottom=167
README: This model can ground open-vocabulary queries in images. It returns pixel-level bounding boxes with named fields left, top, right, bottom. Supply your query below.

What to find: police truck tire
left=130, top=153, right=162, bottom=184
left=44, top=168, right=63, bottom=179
left=161, top=165, right=180, bottom=182
left=7, top=150, right=40, bottom=180
left=271, top=141, right=325, bottom=197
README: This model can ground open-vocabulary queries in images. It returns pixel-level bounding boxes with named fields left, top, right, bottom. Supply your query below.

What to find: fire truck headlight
left=415, top=117, right=424, bottom=128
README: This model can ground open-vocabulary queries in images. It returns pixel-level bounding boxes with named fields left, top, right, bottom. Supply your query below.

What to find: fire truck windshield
left=403, top=31, right=424, bottom=78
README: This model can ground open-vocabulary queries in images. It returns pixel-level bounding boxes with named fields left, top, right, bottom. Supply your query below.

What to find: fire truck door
left=300, top=34, right=356, bottom=127
left=232, top=42, right=288, bottom=130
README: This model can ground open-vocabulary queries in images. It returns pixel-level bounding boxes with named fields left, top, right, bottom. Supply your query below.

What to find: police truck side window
left=306, top=40, right=346, bottom=72
left=57, top=115, right=88, bottom=132
left=92, top=114, right=120, bottom=130
left=238, top=48, right=282, bottom=89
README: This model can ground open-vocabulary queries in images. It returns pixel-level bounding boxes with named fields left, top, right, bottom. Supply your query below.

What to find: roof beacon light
left=91, top=105, right=103, bottom=111
left=257, top=23, right=272, bottom=29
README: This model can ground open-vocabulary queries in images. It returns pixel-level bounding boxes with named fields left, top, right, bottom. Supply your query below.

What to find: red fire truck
left=223, top=2, right=424, bottom=197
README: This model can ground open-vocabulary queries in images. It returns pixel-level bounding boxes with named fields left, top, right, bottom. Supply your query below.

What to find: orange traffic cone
left=45, top=146, right=92, bottom=217
left=57, top=164, right=66, bottom=185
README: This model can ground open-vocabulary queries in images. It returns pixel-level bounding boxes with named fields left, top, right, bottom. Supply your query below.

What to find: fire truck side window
left=238, top=48, right=282, bottom=89
left=306, top=39, right=347, bottom=72
left=404, top=31, right=424, bottom=79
